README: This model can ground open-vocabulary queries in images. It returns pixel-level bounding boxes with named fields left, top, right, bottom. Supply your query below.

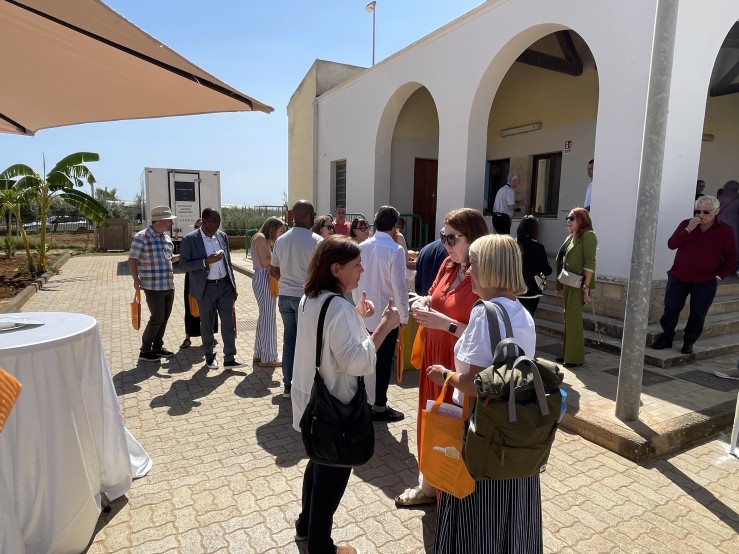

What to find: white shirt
left=493, top=185, right=516, bottom=217
left=291, top=292, right=377, bottom=432
left=353, top=231, right=409, bottom=330
left=200, top=229, right=227, bottom=280
left=452, top=297, right=536, bottom=405
left=584, top=181, right=593, bottom=209
left=271, top=226, right=322, bottom=297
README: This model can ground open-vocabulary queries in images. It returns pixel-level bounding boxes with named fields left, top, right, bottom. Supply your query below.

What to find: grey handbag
left=557, top=268, right=583, bottom=288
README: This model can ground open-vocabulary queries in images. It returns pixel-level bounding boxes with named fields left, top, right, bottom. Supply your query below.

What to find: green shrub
left=2, top=234, right=17, bottom=258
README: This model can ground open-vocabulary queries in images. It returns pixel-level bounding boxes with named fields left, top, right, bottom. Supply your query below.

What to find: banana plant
left=0, top=152, right=109, bottom=274
left=0, top=185, right=34, bottom=269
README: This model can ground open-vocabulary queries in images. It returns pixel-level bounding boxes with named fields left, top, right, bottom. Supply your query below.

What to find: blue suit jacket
left=179, top=229, right=237, bottom=299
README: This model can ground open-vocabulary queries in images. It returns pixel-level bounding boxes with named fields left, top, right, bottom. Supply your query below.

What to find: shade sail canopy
left=1, top=0, right=273, bottom=136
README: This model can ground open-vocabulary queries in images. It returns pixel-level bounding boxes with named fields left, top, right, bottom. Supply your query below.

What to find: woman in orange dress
left=394, top=208, right=489, bottom=507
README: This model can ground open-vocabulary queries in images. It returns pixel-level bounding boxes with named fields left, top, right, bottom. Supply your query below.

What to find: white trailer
left=140, top=168, right=222, bottom=242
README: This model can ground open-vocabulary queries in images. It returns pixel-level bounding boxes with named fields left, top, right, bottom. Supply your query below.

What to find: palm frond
left=57, top=189, right=110, bottom=227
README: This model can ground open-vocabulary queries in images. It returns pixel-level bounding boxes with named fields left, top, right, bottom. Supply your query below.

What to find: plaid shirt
left=129, top=226, right=175, bottom=291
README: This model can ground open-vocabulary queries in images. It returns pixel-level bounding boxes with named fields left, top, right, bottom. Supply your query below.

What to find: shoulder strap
left=477, top=299, right=518, bottom=364
left=316, top=294, right=339, bottom=370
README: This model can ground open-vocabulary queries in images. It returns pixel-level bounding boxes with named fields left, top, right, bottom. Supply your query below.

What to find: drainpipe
left=615, top=0, right=679, bottom=421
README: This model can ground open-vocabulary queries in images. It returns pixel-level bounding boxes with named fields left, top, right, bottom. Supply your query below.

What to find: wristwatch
left=448, top=321, right=458, bottom=334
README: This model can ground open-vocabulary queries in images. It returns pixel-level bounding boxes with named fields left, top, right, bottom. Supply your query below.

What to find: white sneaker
left=205, top=357, right=218, bottom=370
left=714, top=369, right=739, bottom=380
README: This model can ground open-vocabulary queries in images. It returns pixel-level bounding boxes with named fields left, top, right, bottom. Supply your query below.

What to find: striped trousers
left=252, top=268, right=279, bottom=362
left=435, top=475, right=543, bottom=554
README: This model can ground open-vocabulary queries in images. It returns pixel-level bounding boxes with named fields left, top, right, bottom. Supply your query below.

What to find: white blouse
left=291, top=291, right=377, bottom=432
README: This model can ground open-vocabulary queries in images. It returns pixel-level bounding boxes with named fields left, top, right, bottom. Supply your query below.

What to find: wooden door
left=413, top=158, right=438, bottom=246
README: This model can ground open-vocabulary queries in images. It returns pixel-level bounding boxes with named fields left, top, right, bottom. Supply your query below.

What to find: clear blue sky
left=0, top=1, right=482, bottom=205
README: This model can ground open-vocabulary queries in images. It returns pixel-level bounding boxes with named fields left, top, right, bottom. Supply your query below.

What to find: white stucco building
left=288, top=0, right=739, bottom=321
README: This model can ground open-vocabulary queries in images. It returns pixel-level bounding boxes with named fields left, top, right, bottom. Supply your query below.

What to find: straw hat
left=0, top=368, right=21, bottom=433
left=151, top=206, right=177, bottom=221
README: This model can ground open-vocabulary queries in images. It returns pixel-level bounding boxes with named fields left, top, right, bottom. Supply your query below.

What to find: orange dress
left=416, top=258, right=479, bottom=445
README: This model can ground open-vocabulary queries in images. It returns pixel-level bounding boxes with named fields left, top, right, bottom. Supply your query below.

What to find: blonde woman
left=251, top=216, right=285, bottom=367
left=426, top=234, right=540, bottom=553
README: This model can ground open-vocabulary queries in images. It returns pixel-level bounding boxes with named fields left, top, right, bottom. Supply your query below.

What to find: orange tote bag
left=419, top=374, right=475, bottom=499
left=188, top=294, right=200, bottom=317
left=130, top=289, right=142, bottom=331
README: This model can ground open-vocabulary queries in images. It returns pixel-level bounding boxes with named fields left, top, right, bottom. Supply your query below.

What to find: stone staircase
left=534, top=276, right=739, bottom=369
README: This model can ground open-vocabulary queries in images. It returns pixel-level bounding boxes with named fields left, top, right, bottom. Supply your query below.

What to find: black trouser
left=659, top=275, right=718, bottom=344
left=492, top=212, right=512, bottom=234
left=373, top=327, right=399, bottom=408
left=519, top=297, right=541, bottom=316
left=296, top=461, right=352, bottom=553
left=141, top=288, right=174, bottom=352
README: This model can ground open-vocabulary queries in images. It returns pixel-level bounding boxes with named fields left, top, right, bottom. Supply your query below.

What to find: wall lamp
left=500, top=122, right=542, bottom=137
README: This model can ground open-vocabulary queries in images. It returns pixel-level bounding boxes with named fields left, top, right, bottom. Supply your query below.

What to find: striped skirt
left=251, top=267, right=278, bottom=362
left=434, top=475, right=543, bottom=554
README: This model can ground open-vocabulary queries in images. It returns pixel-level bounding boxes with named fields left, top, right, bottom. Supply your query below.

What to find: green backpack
left=462, top=300, right=564, bottom=480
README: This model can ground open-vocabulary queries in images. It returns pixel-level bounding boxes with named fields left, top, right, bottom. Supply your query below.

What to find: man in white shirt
left=584, top=159, right=594, bottom=211
left=492, top=172, right=524, bottom=234
left=271, top=200, right=322, bottom=398
left=354, top=206, right=409, bottom=421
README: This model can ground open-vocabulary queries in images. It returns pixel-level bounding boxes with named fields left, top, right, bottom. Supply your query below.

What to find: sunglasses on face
left=566, top=216, right=576, bottom=222
left=324, top=225, right=335, bottom=231
left=439, top=231, right=465, bottom=246
left=694, top=210, right=713, bottom=215
left=357, top=225, right=369, bottom=231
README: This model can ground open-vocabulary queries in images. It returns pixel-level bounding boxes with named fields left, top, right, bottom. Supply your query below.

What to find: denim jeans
left=278, top=295, right=301, bottom=387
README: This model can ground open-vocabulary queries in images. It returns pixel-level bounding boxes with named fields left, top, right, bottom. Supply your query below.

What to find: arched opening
left=477, top=30, right=599, bottom=250
left=376, top=84, right=440, bottom=248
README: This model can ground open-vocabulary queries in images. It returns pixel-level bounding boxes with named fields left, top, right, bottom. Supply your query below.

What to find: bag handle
left=507, top=356, right=551, bottom=422
left=430, top=372, right=470, bottom=418
left=133, top=289, right=141, bottom=303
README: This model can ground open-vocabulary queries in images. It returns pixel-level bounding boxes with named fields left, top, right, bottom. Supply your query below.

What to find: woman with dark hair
left=349, top=217, right=371, bottom=243
left=395, top=208, right=489, bottom=507
left=516, top=215, right=552, bottom=315
left=291, top=236, right=399, bottom=554
left=251, top=216, right=286, bottom=366
left=312, top=215, right=335, bottom=238
left=555, top=207, right=597, bottom=367
left=180, top=218, right=218, bottom=349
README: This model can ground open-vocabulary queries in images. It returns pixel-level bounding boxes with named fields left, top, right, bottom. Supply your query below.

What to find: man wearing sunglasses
left=652, top=196, right=737, bottom=355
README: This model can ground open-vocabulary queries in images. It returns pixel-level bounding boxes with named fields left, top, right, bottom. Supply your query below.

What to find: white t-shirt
left=584, top=181, right=593, bottom=209
left=493, top=185, right=516, bottom=217
left=271, top=227, right=322, bottom=297
left=452, top=297, right=536, bottom=405
left=291, top=292, right=377, bottom=432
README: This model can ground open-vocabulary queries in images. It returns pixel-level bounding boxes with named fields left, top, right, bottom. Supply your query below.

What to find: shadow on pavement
left=234, top=363, right=281, bottom=398
left=149, top=365, right=246, bottom=416
left=255, top=395, right=305, bottom=468
left=112, top=361, right=171, bottom=395
left=83, top=495, right=129, bottom=553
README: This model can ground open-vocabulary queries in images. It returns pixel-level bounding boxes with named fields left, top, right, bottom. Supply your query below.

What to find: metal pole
left=615, top=0, right=679, bottom=421
left=366, top=1, right=376, bottom=66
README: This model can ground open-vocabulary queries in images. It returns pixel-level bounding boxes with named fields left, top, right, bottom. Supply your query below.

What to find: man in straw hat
left=128, top=205, right=180, bottom=362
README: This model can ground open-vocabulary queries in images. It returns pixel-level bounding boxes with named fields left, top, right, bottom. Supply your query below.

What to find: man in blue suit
left=180, top=208, right=244, bottom=369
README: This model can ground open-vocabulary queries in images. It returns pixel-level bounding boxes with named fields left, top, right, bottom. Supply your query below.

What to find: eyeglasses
left=565, top=216, right=576, bottom=222
left=694, top=209, right=713, bottom=215
left=358, top=225, right=369, bottom=231
left=439, top=231, right=465, bottom=246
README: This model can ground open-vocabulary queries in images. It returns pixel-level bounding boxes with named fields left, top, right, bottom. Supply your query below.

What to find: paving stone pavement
left=17, top=254, right=739, bottom=553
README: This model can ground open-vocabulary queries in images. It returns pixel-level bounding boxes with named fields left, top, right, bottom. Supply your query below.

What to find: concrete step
left=534, top=318, right=739, bottom=368
left=535, top=302, right=739, bottom=343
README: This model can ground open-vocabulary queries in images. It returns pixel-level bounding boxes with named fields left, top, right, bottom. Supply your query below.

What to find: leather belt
left=206, top=277, right=228, bottom=284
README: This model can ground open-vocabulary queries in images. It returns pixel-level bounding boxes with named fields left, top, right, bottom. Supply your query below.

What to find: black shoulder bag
left=299, top=294, right=375, bottom=467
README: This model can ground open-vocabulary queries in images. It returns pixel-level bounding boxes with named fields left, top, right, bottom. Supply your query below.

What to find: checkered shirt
left=129, top=226, right=175, bottom=291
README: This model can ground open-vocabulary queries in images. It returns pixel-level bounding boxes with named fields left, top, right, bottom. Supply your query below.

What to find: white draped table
left=0, top=312, right=152, bottom=554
